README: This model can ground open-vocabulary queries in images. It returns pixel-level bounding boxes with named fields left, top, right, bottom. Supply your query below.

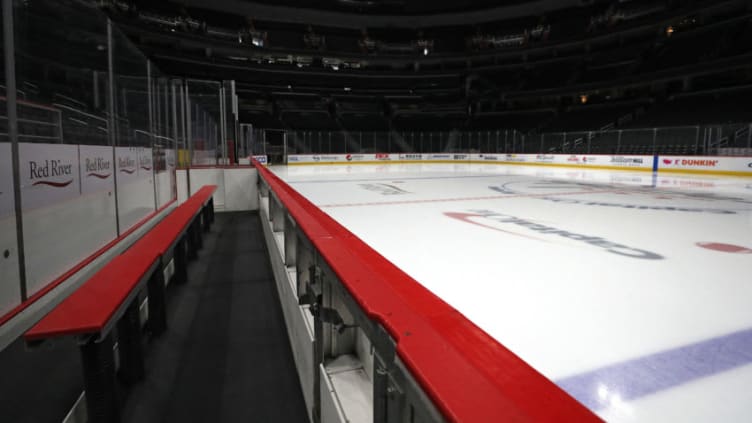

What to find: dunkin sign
left=657, top=156, right=752, bottom=173
left=662, top=158, right=719, bottom=167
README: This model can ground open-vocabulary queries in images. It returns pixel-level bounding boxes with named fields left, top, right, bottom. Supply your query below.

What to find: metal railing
left=54, top=103, right=109, bottom=145
left=0, top=97, right=63, bottom=143
left=248, top=124, right=752, bottom=159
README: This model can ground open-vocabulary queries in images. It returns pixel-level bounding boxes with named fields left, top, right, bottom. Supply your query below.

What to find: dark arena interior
left=0, top=0, right=751, bottom=422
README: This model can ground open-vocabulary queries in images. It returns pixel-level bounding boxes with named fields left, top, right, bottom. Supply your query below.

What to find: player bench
left=24, top=185, right=216, bottom=423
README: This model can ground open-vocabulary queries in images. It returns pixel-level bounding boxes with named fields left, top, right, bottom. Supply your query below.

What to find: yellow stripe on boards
left=283, top=159, right=752, bottom=177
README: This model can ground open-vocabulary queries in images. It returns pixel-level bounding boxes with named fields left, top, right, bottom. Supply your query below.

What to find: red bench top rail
left=24, top=185, right=217, bottom=343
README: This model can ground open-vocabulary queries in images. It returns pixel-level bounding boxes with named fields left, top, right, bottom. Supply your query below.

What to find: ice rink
left=271, top=162, right=752, bottom=422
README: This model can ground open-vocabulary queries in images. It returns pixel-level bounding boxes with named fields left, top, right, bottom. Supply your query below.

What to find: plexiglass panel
left=112, top=23, right=155, bottom=232
left=14, top=0, right=116, bottom=296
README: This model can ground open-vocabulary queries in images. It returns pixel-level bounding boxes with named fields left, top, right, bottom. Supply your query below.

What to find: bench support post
left=80, top=333, right=120, bottom=423
left=147, top=265, right=168, bottom=336
left=202, top=206, right=211, bottom=233
left=116, top=300, right=145, bottom=385
left=187, top=229, right=198, bottom=261
left=194, top=220, right=203, bottom=250
left=173, top=238, right=188, bottom=284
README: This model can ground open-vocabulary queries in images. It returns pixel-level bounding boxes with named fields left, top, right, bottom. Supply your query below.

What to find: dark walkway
left=122, top=211, right=308, bottom=423
left=0, top=212, right=305, bottom=423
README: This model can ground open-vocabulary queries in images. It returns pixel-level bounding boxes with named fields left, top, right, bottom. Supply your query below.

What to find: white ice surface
left=272, top=163, right=752, bottom=422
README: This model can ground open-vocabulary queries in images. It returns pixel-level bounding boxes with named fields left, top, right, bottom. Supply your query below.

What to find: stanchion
left=147, top=265, right=168, bottom=335
left=116, top=300, right=145, bottom=384
left=79, top=333, right=120, bottom=423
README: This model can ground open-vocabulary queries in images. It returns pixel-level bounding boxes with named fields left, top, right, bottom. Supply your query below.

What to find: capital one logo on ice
left=29, top=159, right=74, bottom=187
left=445, top=209, right=663, bottom=260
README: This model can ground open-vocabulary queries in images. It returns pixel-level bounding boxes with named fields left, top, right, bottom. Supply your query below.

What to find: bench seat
left=23, top=185, right=217, bottom=423
left=25, top=248, right=160, bottom=341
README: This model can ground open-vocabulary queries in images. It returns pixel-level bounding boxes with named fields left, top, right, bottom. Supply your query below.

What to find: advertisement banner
left=19, top=143, right=80, bottom=211
left=0, top=143, right=14, bottom=218
left=398, top=153, right=423, bottom=161
left=503, top=153, right=530, bottom=163
left=605, top=156, right=652, bottom=168
left=165, top=148, right=176, bottom=170
left=533, top=154, right=652, bottom=169
left=424, top=153, right=453, bottom=161
left=138, top=147, right=153, bottom=178
left=558, top=155, right=588, bottom=165
left=287, top=154, right=346, bottom=163
left=115, top=147, right=140, bottom=184
left=252, top=155, right=268, bottom=165
left=79, top=145, right=114, bottom=195
left=533, top=154, right=557, bottom=164
left=659, top=156, right=752, bottom=174
left=344, top=153, right=368, bottom=162
left=477, top=154, right=502, bottom=162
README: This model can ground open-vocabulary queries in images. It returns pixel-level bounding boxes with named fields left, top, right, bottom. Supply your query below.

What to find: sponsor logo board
left=287, top=155, right=345, bottom=163
left=79, top=145, right=114, bottom=195
left=426, top=154, right=451, bottom=160
left=504, top=154, right=527, bottom=163
left=375, top=153, right=391, bottom=161
left=19, top=143, right=80, bottom=210
left=611, top=156, right=646, bottom=167
left=580, top=156, right=599, bottom=164
left=399, top=154, right=423, bottom=160
left=252, top=155, right=267, bottom=165
left=453, top=154, right=468, bottom=160
left=535, top=155, right=555, bottom=162
left=139, top=148, right=153, bottom=174
left=165, top=149, right=176, bottom=169
left=115, top=147, right=140, bottom=184
left=663, top=158, right=719, bottom=167
left=659, top=156, right=752, bottom=172
left=345, top=154, right=365, bottom=161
